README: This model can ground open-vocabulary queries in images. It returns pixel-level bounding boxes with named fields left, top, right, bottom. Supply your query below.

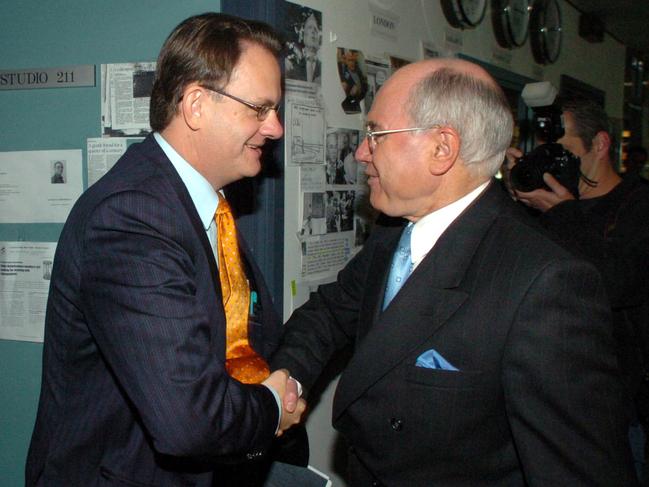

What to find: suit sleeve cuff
left=263, top=384, right=282, bottom=434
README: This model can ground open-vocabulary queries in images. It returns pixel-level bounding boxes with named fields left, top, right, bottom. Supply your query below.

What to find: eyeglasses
left=364, top=125, right=439, bottom=154
left=202, top=86, right=279, bottom=121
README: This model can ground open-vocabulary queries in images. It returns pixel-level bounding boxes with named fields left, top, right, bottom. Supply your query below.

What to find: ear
left=428, top=126, right=460, bottom=176
left=593, top=131, right=611, bottom=155
left=180, top=84, right=207, bottom=131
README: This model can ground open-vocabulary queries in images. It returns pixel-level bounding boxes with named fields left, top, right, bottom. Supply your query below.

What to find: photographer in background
left=508, top=95, right=649, bottom=481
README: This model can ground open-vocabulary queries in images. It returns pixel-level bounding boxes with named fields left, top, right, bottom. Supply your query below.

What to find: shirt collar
left=154, top=132, right=219, bottom=231
left=411, top=181, right=489, bottom=267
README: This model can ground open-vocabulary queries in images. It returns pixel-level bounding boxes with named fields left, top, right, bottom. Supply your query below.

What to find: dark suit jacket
left=285, top=55, right=321, bottom=84
left=26, top=135, right=285, bottom=486
left=272, top=182, right=638, bottom=486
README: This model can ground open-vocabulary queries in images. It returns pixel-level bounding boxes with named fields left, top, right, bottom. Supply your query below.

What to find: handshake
left=262, top=369, right=307, bottom=436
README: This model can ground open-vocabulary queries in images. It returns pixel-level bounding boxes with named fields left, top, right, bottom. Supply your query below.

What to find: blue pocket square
left=416, top=349, right=459, bottom=371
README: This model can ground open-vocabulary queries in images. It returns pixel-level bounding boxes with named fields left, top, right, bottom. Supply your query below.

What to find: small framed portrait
left=51, top=160, right=66, bottom=184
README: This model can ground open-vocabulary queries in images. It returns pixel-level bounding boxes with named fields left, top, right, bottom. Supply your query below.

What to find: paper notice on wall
left=300, top=165, right=326, bottom=193
left=286, top=102, right=325, bottom=165
left=324, top=127, right=361, bottom=185
left=363, top=56, right=390, bottom=115
left=323, top=190, right=356, bottom=234
left=0, top=149, right=83, bottom=223
left=300, top=233, right=353, bottom=277
left=282, top=4, right=323, bottom=87
left=369, top=2, right=400, bottom=41
left=87, top=137, right=142, bottom=187
left=299, top=191, right=327, bottom=236
left=101, top=62, right=155, bottom=137
left=0, top=241, right=57, bottom=342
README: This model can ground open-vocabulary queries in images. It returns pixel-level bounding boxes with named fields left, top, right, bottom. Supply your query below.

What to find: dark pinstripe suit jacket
left=273, top=182, right=638, bottom=487
left=26, top=135, right=282, bottom=486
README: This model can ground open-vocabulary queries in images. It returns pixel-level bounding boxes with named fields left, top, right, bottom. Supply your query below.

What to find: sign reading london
left=0, top=65, right=95, bottom=90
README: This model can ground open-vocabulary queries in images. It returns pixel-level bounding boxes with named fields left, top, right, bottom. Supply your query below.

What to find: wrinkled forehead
left=366, top=74, right=414, bottom=127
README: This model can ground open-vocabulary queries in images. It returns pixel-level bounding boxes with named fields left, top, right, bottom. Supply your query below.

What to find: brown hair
left=149, top=13, right=281, bottom=131
left=559, top=95, right=615, bottom=160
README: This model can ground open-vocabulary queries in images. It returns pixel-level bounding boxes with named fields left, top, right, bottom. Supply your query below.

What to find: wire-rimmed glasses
left=364, top=125, right=440, bottom=154
left=202, top=86, right=279, bottom=121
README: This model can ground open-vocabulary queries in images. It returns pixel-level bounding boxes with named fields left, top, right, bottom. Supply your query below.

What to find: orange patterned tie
left=215, top=193, right=270, bottom=384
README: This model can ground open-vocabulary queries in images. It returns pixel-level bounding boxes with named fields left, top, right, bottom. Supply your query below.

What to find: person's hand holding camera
left=506, top=147, right=575, bottom=212
left=515, top=173, right=575, bottom=212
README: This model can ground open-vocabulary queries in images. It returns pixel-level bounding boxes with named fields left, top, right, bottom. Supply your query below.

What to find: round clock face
left=543, top=0, right=562, bottom=63
left=531, top=0, right=562, bottom=64
left=458, top=0, right=488, bottom=26
left=506, top=0, right=531, bottom=46
left=442, top=0, right=487, bottom=28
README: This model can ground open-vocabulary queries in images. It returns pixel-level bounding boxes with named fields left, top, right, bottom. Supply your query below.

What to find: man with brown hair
left=26, top=13, right=305, bottom=487
left=511, top=95, right=649, bottom=481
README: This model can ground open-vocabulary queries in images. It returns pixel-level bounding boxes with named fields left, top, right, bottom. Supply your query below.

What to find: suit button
left=390, top=417, right=403, bottom=431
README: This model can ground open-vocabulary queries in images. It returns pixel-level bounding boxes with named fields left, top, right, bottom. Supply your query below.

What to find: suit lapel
left=356, top=225, right=402, bottom=340
left=334, top=182, right=504, bottom=419
left=144, top=135, right=221, bottom=297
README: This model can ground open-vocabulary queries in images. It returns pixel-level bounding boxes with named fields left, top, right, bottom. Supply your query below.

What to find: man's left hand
left=515, top=173, right=575, bottom=212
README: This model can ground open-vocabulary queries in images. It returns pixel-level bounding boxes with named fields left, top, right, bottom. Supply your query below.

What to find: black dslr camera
left=509, top=82, right=581, bottom=197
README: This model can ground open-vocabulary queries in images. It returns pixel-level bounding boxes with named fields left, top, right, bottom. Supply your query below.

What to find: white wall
left=282, top=1, right=625, bottom=484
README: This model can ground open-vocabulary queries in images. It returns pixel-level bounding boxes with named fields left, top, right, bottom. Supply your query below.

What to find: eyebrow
left=251, top=92, right=282, bottom=107
left=206, top=85, right=280, bottom=108
left=255, top=97, right=280, bottom=107
left=365, top=120, right=379, bottom=130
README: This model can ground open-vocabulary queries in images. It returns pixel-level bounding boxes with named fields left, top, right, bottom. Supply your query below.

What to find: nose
left=355, top=136, right=371, bottom=165
left=260, top=110, right=283, bottom=140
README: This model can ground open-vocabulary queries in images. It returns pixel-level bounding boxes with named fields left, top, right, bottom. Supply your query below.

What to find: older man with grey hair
left=272, top=58, right=637, bottom=486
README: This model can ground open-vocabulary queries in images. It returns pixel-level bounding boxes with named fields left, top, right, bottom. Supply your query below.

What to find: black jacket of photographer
left=540, top=173, right=649, bottom=412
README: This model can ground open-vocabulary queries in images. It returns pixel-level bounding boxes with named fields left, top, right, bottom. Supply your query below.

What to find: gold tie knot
left=216, top=193, right=231, bottom=216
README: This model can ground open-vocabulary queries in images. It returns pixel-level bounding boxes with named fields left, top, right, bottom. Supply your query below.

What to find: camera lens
left=510, top=143, right=581, bottom=197
left=510, top=153, right=546, bottom=193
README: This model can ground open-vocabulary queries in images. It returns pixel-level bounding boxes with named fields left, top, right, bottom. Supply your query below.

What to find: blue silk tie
left=382, top=223, right=414, bottom=310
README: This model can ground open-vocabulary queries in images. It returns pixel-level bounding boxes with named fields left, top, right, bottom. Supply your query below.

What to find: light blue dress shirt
left=153, top=132, right=220, bottom=253
left=152, top=132, right=282, bottom=429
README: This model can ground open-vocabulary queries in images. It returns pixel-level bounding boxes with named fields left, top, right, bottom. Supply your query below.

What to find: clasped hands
left=505, top=147, right=575, bottom=212
left=262, top=369, right=306, bottom=437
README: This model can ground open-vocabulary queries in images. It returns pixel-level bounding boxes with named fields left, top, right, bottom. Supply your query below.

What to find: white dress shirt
left=410, top=181, right=490, bottom=270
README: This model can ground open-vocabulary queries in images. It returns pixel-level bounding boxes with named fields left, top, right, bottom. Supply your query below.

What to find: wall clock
left=493, top=0, right=531, bottom=48
left=441, top=0, right=488, bottom=29
left=530, top=0, right=562, bottom=64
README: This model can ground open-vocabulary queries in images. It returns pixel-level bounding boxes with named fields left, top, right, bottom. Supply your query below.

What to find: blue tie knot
left=383, top=223, right=413, bottom=310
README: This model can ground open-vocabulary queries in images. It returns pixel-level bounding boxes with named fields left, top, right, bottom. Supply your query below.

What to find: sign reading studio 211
left=0, top=65, right=95, bottom=90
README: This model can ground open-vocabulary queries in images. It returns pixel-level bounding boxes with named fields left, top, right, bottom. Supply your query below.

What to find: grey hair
left=407, top=67, right=513, bottom=178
